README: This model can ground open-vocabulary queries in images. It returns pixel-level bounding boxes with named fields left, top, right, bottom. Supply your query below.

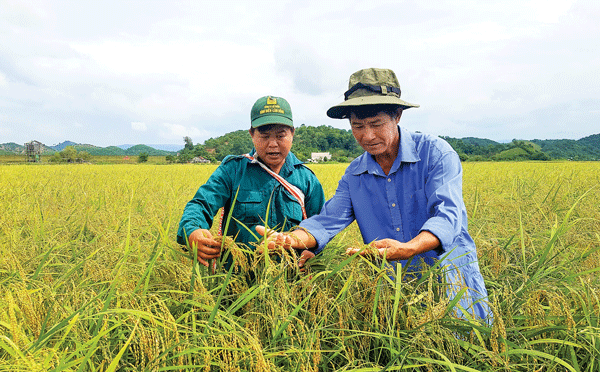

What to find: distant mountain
left=0, top=142, right=23, bottom=155
left=0, top=142, right=25, bottom=154
left=51, top=141, right=79, bottom=151
left=532, top=136, right=600, bottom=160
left=72, top=145, right=124, bottom=156
left=1, top=141, right=56, bottom=154
left=124, top=144, right=173, bottom=156
left=578, top=133, right=600, bottom=149
left=71, top=144, right=173, bottom=156
left=2, top=131, right=599, bottom=161
left=0, top=141, right=177, bottom=156
left=118, top=144, right=183, bottom=152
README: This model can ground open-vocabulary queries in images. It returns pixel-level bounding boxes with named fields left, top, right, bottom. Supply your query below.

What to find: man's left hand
left=346, top=239, right=418, bottom=261
left=345, top=231, right=441, bottom=261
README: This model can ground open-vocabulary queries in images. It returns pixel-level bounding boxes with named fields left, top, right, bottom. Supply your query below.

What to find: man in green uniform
left=177, top=95, right=325, bottom=268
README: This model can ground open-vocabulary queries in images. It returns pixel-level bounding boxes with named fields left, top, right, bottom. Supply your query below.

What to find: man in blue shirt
left=257, top=68, right=490, bottom=322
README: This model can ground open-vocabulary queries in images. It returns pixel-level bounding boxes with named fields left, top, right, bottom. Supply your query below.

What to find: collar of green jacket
left=245, top=149, right=305, bottom=177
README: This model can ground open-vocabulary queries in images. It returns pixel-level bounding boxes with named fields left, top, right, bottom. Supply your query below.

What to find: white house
left=310, top=152, right=332, bottom=162
left=190, top=156, right=210, bottom=164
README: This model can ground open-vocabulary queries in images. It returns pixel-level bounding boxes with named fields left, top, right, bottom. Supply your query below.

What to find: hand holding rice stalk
left=346, top=231, right=441, bottom=261
left=255, top=225, right=315, bottom=268
left=188, top=228, right=221, bottom=268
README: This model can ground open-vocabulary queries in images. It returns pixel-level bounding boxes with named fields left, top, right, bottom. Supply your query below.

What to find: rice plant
left=0, top=161, right=599, bottom=371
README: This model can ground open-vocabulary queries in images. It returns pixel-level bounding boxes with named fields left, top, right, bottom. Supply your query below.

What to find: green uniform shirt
left=177, top=150, right=325, bottom=250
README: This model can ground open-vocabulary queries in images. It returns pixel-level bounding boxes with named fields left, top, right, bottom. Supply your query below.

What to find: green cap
left=250, top=96, right=293, bottom=128
left=327, top=68, right=419, bottom=119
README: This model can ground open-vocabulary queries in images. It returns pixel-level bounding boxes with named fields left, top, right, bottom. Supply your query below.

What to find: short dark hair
left=348, top=104, right=400, bottom=120
left=249, top=124, right=294, bottom=135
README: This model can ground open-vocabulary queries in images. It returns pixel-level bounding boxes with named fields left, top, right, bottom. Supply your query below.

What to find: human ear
left=395, top=108, right=403, bottom=124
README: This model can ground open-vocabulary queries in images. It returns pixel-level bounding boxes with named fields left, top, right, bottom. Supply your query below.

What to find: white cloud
left=131, top=121, right=147, bottom=131
left=529, top=0, right=575, bottom=23
left=0, top=126, right=11, bottom=137
left=1, top=0, right=599, bottom=146
left=161, top=123, right=209, bottom=142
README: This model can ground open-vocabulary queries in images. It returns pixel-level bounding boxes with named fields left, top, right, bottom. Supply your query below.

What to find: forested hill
left=444, top=132, right=600, bottom=161
left=4, top=128, right=598, bottom=162
left=175, top=125, right=362, bottom=163
left=195, top=125, right=363, bottom=163
left=441, top=135, right=599, bottom=161
left=1, top=142, right=174, bottom=156
left=180, top=125, right=600, bottom=162
left=531, top=133, right=600, bottom=161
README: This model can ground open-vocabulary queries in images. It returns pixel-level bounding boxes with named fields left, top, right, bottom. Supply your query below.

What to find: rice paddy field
left=1, top=161, right=599, bottom=371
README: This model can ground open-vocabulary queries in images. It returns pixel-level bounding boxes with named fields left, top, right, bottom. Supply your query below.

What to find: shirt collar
left=352, top=126, right=421, bottom=176
left=248, top=149, right=303, bottom=176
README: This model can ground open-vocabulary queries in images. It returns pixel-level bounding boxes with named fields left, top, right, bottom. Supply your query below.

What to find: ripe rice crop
left=0, top=161, right=599, bottom=371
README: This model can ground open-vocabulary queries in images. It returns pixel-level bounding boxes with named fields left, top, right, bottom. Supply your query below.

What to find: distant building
left=25, top=140, right=43, bottom=162
left=190, top=156, right=210, bottom=164
left=309, top=152, right=332, bottom=162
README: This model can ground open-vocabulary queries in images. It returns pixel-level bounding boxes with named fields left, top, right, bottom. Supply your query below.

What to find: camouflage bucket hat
left=327, top=68, right=419, bottom=119
left=251, top=96, right=293, bottom=128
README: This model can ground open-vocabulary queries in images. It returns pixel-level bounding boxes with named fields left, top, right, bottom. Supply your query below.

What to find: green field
left=1, top=162, right=599, bottom=371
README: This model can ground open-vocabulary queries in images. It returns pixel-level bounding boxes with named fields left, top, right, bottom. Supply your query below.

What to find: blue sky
left=1, top=0, right=599, bottom=147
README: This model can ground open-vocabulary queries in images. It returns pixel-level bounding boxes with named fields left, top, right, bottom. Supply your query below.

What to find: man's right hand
left=188, top=229, right=221, bottom=267
left=255, top=225, right=317, bottom=269
left=255, top=226, right=297, bottom=252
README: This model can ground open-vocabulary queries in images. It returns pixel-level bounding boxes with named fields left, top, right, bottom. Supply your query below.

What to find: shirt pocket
left=233, top=189, right=264, bottom=225
left=281, top=191, right=303, bottom=226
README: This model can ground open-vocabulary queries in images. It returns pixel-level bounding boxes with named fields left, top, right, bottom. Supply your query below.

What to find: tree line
left=48, top=146, right=151, bottom=163
left=171, top=125, right=363, bottom=163
left=173, top=126, right=600, bottom=163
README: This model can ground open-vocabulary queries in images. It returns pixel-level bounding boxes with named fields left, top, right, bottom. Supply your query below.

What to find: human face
left=350, top=111, right=401, bottom=160
left=249, top=124, right=295, bottom=173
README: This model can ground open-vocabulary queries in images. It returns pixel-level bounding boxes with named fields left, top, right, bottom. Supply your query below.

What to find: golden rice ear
left=216, top=235, right=249, bottom=273
left=363, top=243, right=380, bottom=257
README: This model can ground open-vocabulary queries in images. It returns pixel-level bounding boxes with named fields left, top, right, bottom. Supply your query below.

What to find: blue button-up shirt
left=300, top=126, right=490, bottom=321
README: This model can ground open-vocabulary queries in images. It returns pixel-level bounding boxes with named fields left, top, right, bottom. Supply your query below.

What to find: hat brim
left=251, top=114, right=294, bottom=128
left=327, top=96, right=419, bottom=119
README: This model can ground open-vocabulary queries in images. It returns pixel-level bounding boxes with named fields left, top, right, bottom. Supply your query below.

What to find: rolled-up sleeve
left=419, top=151, right=465, bottom=252
left=300, top=174, right=355, bottom=254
